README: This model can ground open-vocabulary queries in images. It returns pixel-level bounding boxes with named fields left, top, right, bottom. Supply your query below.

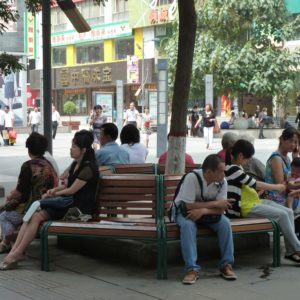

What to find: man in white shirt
left=28, top=107, right=41, bottom=133
left=52, top=105, right=61, bottom=139
left=173, top=154, right=236, bottom=284
left=0, top=105, right=5, bottom=137
left=4, top=105, right=14, bottom=131
left=124, top=101, right=140, bottom=127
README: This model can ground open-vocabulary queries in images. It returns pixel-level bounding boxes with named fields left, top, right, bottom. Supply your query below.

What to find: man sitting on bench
left=172, top=154, right=237, bottom=285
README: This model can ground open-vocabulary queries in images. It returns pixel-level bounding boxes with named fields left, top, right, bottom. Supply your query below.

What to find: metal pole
left=42, top=0, right=52, bottom=153
left=141, top=38, right=145, bottom=114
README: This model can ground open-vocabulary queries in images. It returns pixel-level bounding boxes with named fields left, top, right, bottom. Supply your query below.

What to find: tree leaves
left=164, top=0, right=300, bottom=102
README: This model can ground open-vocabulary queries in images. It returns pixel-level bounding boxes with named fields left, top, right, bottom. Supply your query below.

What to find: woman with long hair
left=225, top=139, right=300, bottom=264
left=265, top=127, right=299, bottom=206
left=195, top=104, right=215, bottom=150
left=0, top=130, right=98, bottom=270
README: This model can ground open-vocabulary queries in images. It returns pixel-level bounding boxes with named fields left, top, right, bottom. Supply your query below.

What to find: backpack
left=167, top=171, right=222, bottom=224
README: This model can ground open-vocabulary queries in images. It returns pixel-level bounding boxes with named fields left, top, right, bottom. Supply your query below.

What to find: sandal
left=284, top=253, right=300, bottom=263
left=0, top=242, right=11, bottom=254
left=0, top=261, right=18, bottom=271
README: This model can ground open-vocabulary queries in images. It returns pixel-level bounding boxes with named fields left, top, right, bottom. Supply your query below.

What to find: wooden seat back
left=95, top=174, right=158, bottom=220
left=98, top=165, right=114, bottom=175
left=157, top=163, right=201, bottom=175
left=112, top=163, right=156, bottom=174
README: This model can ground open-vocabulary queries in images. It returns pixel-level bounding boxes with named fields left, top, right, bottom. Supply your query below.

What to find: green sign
left=285, top=0, right=300, bottom=13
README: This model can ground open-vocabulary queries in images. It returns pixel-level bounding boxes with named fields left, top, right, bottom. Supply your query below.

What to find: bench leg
left=40, top=222, right=52, bottom=271
left=158, top=225, right=168, bottom=280
left=272, top=222, right=281, bottom=267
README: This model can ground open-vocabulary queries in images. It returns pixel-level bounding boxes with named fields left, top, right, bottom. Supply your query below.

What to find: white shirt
left=4, top=111, right=14, bottom=128
left=0, top=109, right=5, bottom=126
left=174, top=169, right=227, bottom=206
left=120, top=143, right=149, bottom=164
left=125, top=109, right=139, bottom=122
left=52, top=110, right=60, bottom=122
left=29, top=111, right=41, bottom=125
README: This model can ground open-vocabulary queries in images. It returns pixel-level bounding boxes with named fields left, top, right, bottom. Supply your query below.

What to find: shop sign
left=127, top=55, right=139, bottom=84
left=26, top=12, right=35, bottom=58
left=59, top=66, right=112, bottom=87
left=51, top=22, right=132, bottom=46
left=129, top=0, right=177, bottom=29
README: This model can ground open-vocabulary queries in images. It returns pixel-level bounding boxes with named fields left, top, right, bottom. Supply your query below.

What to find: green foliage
left=63, top=101, right=76, bottom=115
left=0, top=53, right=25, bottom=75
left=164, top=0, right=300, bottom=109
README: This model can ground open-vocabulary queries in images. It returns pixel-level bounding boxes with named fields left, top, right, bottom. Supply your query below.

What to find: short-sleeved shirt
left=174, top=169, right=227, bottom=206
left=225, top=164, right=257, bottom=217
left=202, top=111, right=215, bottom=128
left=121, top=143, right=148, bottom=164
left=125, top=109, right=139, bottom=122
left=16, top=157, right=58, bottom=213
left=95, top=142, right=130, bottom=166
left=67, top=160, right=99, bottom=214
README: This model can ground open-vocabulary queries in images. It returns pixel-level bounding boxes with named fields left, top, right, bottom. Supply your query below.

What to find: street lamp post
left=140, top=38, right=159, bottom=114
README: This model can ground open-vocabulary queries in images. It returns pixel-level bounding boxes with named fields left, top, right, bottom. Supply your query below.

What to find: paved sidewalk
left=1, top=132, right=300, bottom=300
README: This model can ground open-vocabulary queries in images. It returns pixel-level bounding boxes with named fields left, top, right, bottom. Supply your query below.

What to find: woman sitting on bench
left=0, top=130, right=99, bottom=270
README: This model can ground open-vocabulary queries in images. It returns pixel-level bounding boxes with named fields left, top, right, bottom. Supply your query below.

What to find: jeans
left=247, top=199, right=300, bottom=256
left=31, top=123, right=39, bottom=133
left=174, top=207, right=234, bottom=272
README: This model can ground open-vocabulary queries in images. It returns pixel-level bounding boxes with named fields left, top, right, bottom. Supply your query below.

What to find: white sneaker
left=23, top=201, right=41, bottom=222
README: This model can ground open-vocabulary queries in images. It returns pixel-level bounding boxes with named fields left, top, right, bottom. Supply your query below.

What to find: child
left=287, top=157, right=300, bottom=211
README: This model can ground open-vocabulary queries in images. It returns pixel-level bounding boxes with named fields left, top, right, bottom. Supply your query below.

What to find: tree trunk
left=165, top=0, right=196, bottom=174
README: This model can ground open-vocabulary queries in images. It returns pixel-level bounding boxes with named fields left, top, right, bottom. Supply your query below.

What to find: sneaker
left=182, top=270, right=199, bottom=285
left=220, top=264, right=237, bottom=280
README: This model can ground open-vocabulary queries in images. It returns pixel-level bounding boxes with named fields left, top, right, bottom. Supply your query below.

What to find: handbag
left=213, top=118, right=221, bottom=134
left=8, top=129, right=17, bottom=140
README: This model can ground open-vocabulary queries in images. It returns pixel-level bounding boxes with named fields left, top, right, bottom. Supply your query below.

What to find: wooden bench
left=159, top=174, right=281, bottom=279
left=39, top=174, right=165, bottom=278
left=156, top=163, right=202, bottom=175
left=112, top=163, right=156, bottom=174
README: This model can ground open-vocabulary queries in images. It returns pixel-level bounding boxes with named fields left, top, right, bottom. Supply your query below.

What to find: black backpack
left=167, top=171, right=221, bottom=224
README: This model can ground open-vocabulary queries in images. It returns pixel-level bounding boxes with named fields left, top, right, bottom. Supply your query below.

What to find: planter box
left=62, top=121, right=80, bottom=130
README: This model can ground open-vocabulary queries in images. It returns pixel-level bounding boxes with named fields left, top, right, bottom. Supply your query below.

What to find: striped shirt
left=225, top=164, right=256, bottom=216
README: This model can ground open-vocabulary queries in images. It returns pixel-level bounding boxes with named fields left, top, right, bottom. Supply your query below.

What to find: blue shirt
left=95, top=142, right=130, bottom=166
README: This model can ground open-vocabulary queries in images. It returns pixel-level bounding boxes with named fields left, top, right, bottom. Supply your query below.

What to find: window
left=112, top=0, right=128, bottom=21
left=53, top=47, right=66, bottom=66
left=77, top=1, right=104, bottom=25
left=159, top=0, right=173, bottom=5
left=62, top=94, right=87, bottom=115
left=76, top=43, right=104, bottom=64
left=51, top=8, right=67, bottom=32
left=115, top=38, right=134, bottom=60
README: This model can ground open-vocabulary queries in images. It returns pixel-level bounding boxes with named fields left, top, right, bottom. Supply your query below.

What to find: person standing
left=0, top=105, right=5, bottom=138
left=124, top=101, right=140, bottom=127
left=189, top=105, right=199, bottom=137
left=89, top=105, right=107, bottom=151
left=52, top=105, right=60, bottom=140
left=28, top=107, right=41, bottom=133
left=141, top=106, right=151, bottom=148
left=195, top=104, right=215, bottom=150
left=258, top=107, right=267, bottom=139
left=254, top=105, right=260, bottom=127
left=295, top=111, right=300, bottom=130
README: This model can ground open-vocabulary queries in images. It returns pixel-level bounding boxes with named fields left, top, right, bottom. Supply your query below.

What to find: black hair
left=279, top=128, right=298, bottom=146
left=26, top=132, right=48, bottom=156
left=101, top=123, right=118, bottom=141
left=120, top=124, right=140, bottom=144
left=72, top=130, right=95, bottom=164
left=291, top=157, right=300, bottom=168
left=202, top=154, right=224, bottom=172
left=94, top=105, right=102, bottom=111
left=225, top=139, right=254, bottom=165
left=4, top=105, right=9, bottom=110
